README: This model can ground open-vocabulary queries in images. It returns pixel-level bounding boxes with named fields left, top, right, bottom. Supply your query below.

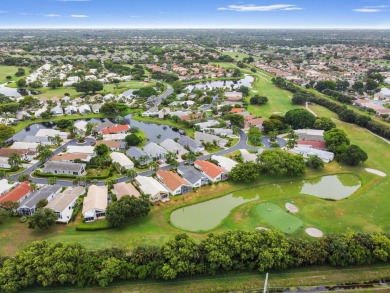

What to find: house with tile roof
left=102, top=124, right=130, bottom=135
left=0, top=181, right=32, bottom=204
left=82, top=185, right=108, bottom=222
left=156, top=170, right=192, bottom=195
left=17, top=185, right=62, bottom=216
left=194, top=160, right=228, bottom=182
left=112, top=182, right=141, bottom=200
left=177, top=165, right=207, bottom=187
left=134, top=176, right=169, bottom=202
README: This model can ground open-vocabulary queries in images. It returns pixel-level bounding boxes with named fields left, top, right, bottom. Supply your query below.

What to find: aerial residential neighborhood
left=0, top=1, right=389, bottom=292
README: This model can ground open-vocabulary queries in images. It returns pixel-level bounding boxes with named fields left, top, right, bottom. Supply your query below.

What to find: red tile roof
left=157, top=170, right=190, bottom=191
left=194, top=160, right=225, bottom=179
left=229, top=108, right=244, bottom=113
left=247, top=118, right=266, bottom=126
left=0, top=181, right=31, bottom=203
left=298, top=140, right=327, bottom=149
left=52, top=153, right=89, bottom=161
left=96, top=140, right=122, bottom=149
left=102, top=125, right=130, bottom=135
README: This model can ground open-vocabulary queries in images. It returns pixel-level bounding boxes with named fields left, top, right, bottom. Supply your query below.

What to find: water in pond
left=9, top=116, right=183, bottom=145
left=170, top=174, right=361, bottom=232
left=184, top=75, right=254, bottom=91
left=301, top=174, right=361, bottom=200
left=0, top=83, right=41, bottom=97
left=124, top=115, right=183, bottom=143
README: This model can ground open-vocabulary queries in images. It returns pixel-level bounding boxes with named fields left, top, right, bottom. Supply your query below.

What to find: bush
left=19, top=217, right=27, bottom=223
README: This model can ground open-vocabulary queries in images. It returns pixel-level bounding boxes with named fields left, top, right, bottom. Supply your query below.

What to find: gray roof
left=177, top=136, right=202, bottom=151
left=23, top=136, right=51, bottom=143
left=92, top=120, right=115, bottom=132
left=19, top=185, right=62, bottom=209
left=177, top=165, right=203, bottom=185
left=46, top=186, right=85, bottom=212
left=144, top=142, right=168, bottom=158
left=43, top=161, right=86, bottom=173
left=298, top=134, right=325, bottom=142
left=126, top=147, right=150, bottom=160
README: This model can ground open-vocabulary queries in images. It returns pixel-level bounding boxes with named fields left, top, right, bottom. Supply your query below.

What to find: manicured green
left=0, top=65, right=29, bottom=84
left=255, top=203, right=303, bottom=233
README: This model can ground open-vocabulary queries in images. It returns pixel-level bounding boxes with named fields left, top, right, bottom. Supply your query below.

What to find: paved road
left=147, top=85, right=173, bottom=107
left=9, top=129, right=285, bottom=186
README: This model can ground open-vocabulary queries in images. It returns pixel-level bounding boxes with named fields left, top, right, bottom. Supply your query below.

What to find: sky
left=0, top=0, right=390, bottom=29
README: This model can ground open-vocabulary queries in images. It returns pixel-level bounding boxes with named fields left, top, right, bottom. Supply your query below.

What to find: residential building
left=0, top=181, right=32, bottom=204
left=46, top=186, right=85, bottom=223
left=36, top=129, right=68, bottom=139
left=66, top=145, right=95, bottom=156
left=177, top=136, right=205, bottom=153
left=177, top=165, right=207, bottom=187
left=0, top=179, right=17, bottom=196
left=160, top=139, right=189, bottom=157
left=240, top=149, right=257, bottom=163
left=134, top=176, right=169, bottom=202
left=297, top=140, right=327, bottom=150
left=0, top=157, right=10, bottom=169
left=82, top=185, right=108, bottom=222
left=203, top=128, right=234, bottom=137
left=211, top=155, right=238, bottom=172
left=126, top=147, right=151, bottom=166
left=156, top=170, right=192, bottom=195
left=10, top=142, right=39, bottom=152
left=110, top=152, right=135, bottom=169
left=42, top=161, right=86, bottom=176
left=195, top=131, right=228, bottom=148
left=51, top=153, right=91, bottom=163
left=112, top=182, right=141, bottom=200
left=92, top=121, right=115, bottom=134
left=23, top=136, right=53, bottom=145
left=295, top=129, right=325, bottom=142
left=101, top=124, right=130, bottom=135
left=92, top=104, right=101, bottom=113
left=78, top=104, right=91, bottom=114
left=96, top=140, right=125, bottom=151
left=195, top=120, right=219, bottom=130
left=144, top=142, right=168, bottom=161
left=103, top=133, right=127, bottom=141
left=292, top=146, right=335, bottom=163
left=194, top=160, right=228, bottom=182
left=225, top=91, right=243, bottom=102
left=17, top=185, right=62, bottom=216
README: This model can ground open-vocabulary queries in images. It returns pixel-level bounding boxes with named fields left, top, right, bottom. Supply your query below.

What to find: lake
left=170, top=174, right=361, bottom=232
left=0, top=83, right=41, bottom=97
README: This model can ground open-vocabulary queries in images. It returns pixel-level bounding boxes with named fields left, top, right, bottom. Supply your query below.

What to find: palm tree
left=30, top=182, right=38, bottom=192
left=138, top=155, right=149, bottom=166
left=39, top=149, right=53, bottom=164
left=170, top=159, right=179, bottom=169
left=8, top=153, right=22, bottom=168
left=72, top=178, right=80, bottom=186
left=104, top=179, right=117, bottom=190
left=126, top=168, right=137, bottom=181
left=36, top=144, right=48, bottom=153
left=187, top=151, right=197, bottom=164
left=48, top=177, right=57, bottom=185
left=149, top=161, right=159, bottom=172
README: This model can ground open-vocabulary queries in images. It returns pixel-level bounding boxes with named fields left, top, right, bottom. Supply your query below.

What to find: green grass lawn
left=0, top=65, right=29, bottom=84
left=247, top=73, right=299, bottom=117
left=222, top=51, right=261, bottom=61
left=255, top=203, right=303, bottom=233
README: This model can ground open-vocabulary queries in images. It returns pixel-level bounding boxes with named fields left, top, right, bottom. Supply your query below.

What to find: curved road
left=10, top=129, right=285, bottom=187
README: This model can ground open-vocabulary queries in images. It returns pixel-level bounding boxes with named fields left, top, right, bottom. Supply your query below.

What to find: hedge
left=33, top=168, right=112, bottom=180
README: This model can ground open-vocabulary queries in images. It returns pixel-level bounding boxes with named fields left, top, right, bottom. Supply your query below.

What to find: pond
left=9, top=117, right=183, bottom=145
left=184, top=75, right=254, bottom=92
left=170, top=174, right=361, bottom=232
left=0, top=83, right=41, bottom=97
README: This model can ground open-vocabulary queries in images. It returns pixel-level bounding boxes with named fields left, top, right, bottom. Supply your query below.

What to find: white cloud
left=44, top=14, right=61, bottom=17
left=70, top=14, right=89, bottom=17
left=217, top=4, right=303, bottom=12
left=354, top=8, right=381, bottom=12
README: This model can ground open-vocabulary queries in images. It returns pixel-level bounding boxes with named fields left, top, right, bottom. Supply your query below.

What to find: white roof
left=47, top=186, right=85, bottom=212
left=82, top=185, right=108, bottom=217
left=293, top=146, right=334, bottom=162
left=74, top=120, right=88, bottom=131
left=66, top=145, right=95, bottom=155
left=36, top=129, right=67, bottom=138
left=10, top=142, right=39, bottom=150
left=160, top=139, right=188, bottom=155
left=195, top=131, right=228, bottom=145
left=211, top=155, right=238, bottom=172
left=110, top=152, right=134, bottom=168
left=0, top=179, right=16, bottom=195
left=240, top=149, right=257, bottom=163
left=103, top=133, right=127, bottom=141
left=295, top=129, right=324, bottom=136
left=135, top=176, right=168, bottom=197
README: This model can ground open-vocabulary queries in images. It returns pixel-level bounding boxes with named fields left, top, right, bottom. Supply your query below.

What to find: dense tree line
left=273, top=77, right=390, bottom=140
left=1, top=230, right=390, bottom=292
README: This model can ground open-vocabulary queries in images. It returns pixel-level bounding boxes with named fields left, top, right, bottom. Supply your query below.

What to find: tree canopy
left=257, top=149, right=306, bottom=177
left=285, top=108, right=316, bottom=129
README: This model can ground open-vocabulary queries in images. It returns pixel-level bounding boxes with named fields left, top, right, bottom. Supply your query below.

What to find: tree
left=248, top=127, right=262, bottom=146
left=226, top=114, right=245, bottom=128
left=56, top=119, right=74, bottom=130
left=306, top=155, right=325, bottom=169
left=313, top=117, right=336, bottom=131
left=229, top=162, right=261, bottom=182
left=250, top=95, right=268, bottom=105
left=95, top=144, right=110, bottom=156
left=134, top=87, right=157, bottom=98
left=336, top=144, right=368, bottom=166
left=285, top=109, right=316, bottom=129
left=28, top=208, right=57, bottom=229
left=257, top=149, right=306, bottom=177
left=75, top=80, right=103, bottom=94
left=0, top=209, right=11, bottom=224
left=315, top=80, right=336, bottom=92
left=172, top=81, right=184, bottom=94
left=125, top=133, right=142, bottom=147
left=149, top=161, right=159, bottom=171
left=352, top=81, right=364, bottom=92
left=48, top=79, right=62, bottom=89
left=17, top=174, right=30, bottom=182
left=324, top=128, right=350, bottom=153
left=106, top=195, right=151, bottom=227
left=100, top=102, right=121, bottom=115
left=291, top=92, right=308, bottom=105
left=126, top=169, right=137, bottom=181
left=104, top=179, right=117, bottom=190
left=17, top=78, right=27, bottom=88
left=19, top=96, right=38, bottom=107
left=36, top=199, right=48, bottom=209
left=29, top=80, right=42, bottom=89
left=338, top=109, right=357, bottom=123
left=8, top=153, right=22, bottom=168
left=15, top=67, right=25, bottom=77
left=365, top=79, right=378, bottom=91
left=39, top=149, right=53, bottom=164
left=48, top=177, right=57, bottom=185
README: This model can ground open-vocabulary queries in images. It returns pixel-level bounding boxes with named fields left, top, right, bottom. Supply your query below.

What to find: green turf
left=255, top=203, right=303, bottom=233
left=0, top=65, right=29, bottom=84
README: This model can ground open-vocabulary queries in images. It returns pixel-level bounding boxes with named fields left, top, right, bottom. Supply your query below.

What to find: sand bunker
left=305, top=228, right=323, bottom=238
left=365, top=168, right=386, bottom=177
left=285, top=203, right=299, bottom=213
